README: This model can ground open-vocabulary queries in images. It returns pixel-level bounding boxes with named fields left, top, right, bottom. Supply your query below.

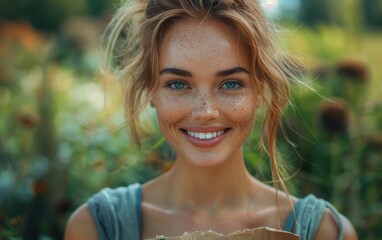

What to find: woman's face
left=151, top=18, right=258, bottom=167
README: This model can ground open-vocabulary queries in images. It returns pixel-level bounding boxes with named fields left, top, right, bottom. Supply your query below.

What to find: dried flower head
left=318, top=100, right=350, bottom=135
left=336, top=59, right=369, bottom=83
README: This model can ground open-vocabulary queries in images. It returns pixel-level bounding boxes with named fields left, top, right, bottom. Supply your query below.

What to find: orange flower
left=11, top=216, right=23, bottom=228
left=0, top=21, right=43, bottom=50
left=16, top=111, right=41, bottom=129
left=31, top=179, right=48, bottom=196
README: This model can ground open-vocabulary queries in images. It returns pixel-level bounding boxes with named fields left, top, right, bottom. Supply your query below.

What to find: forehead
left=158, top=18, right=249, bottom=70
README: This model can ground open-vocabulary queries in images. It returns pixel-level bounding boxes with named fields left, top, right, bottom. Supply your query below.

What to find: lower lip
left=182, top=130, right=229, bottom=149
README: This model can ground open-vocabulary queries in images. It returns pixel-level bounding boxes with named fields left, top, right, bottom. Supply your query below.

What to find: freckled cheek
left=155, top=95, right=192, bottom=125
left=219, top=95, right=257, bottom=128
left=219, top=96, right=256, bottom=141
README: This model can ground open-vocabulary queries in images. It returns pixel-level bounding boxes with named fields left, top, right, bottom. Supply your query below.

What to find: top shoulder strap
left=87, top=183, right=142, bottom=240
left=284, top=194, right=344, bottom=240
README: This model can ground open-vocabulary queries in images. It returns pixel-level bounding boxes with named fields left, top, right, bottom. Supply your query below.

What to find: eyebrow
left=159, top=68, right=192, bottom=77
left=159, top=66, right=249, bottom=77
left=216, top=67, right=249, bottom=77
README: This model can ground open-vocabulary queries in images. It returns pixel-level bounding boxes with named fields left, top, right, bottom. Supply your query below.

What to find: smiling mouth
left=181, top=129, right=229, bottom=140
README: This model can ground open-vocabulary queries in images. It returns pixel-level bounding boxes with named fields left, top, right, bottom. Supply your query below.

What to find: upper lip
left=181, top=127, right=229, bottom=132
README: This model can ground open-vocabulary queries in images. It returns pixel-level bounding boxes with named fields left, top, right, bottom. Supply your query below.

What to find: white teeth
left=186, top=130, right=225, bottom=140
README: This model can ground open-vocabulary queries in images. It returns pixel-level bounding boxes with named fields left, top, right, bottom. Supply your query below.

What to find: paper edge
left=147, top=226, right=300, bottom=240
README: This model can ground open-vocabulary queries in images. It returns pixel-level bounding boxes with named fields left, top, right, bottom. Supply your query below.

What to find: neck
left=163, top=149, right=256, bottom=214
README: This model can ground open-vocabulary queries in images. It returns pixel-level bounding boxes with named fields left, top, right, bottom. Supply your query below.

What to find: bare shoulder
left=314, top=209, right=358, bottom=240
left=64, top=203, right=99, bottom=240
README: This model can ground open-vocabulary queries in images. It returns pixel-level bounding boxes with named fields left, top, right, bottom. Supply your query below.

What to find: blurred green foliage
left=298, top=0, right=382, bottom=29
left=0, top=0, right=382, bottom=239
left=0, top=0, right=117, bottom=31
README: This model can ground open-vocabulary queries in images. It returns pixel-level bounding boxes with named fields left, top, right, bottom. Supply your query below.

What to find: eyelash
left=164, top=80, right=244, bottom=90
left=220, top=80, right=244, bottom=90
left=165, top=80, right=190, bottom=90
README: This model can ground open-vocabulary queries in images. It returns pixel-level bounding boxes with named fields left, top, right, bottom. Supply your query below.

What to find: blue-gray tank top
left=87, top=183, right=344, bottom=240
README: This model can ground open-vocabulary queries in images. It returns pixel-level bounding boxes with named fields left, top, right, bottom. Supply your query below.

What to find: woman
left=65, top=0, right=357, bottom=239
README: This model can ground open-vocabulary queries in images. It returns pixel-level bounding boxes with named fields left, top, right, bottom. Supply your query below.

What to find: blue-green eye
left=221, top=81, right=242, bottom=89
left=168, top=81, right=188, bottom=89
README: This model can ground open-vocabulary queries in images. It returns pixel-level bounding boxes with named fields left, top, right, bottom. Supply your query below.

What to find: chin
left=182, top=152, right=230, bottom=168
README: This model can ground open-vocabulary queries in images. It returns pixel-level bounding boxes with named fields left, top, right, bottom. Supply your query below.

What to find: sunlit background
left=0, top=0, right=381, bottom=239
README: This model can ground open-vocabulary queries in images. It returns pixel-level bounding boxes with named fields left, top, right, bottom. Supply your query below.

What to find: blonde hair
left=103, top=0, right=301, bottom=205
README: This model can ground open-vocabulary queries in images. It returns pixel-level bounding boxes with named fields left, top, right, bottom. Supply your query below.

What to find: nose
left=191, top=91, right=219, bottom=122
